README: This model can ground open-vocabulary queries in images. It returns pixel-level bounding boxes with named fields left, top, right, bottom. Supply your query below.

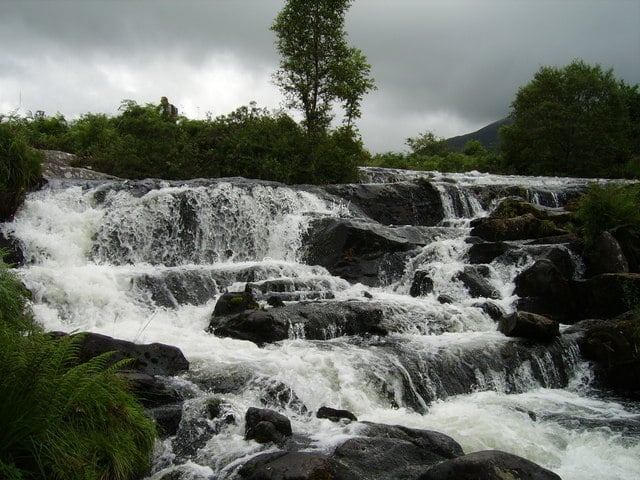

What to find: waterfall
left=3, top=171, right=639, bottom=480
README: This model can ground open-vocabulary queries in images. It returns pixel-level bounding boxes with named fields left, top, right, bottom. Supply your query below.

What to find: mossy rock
left=490, top=197, right=545, bottom=220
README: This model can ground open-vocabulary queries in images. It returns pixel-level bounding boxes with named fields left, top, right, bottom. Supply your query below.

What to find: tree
left=500, top=59, right=635, bottom=177
left=406, top=131, right=449, bottom=157
left=271, top=0, right=375, bottom=139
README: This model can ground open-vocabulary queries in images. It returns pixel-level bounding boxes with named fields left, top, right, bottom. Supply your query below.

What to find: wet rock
left=324, top=179, right=444, bottom=226
left=332, top=436, right=449, bottom=480
left=474, top=300, right=506, bottom=322
left=490, top=197, right=546, bottom=219
left=572, top=313, right=640, bottom=396
left=417, top=449, right=561, bottom=480
left=238, top=451, right=344, bottom=480
left=147, top=403, right=183, bottom=437
left=455, top=265, right=500, bottom=299
left=0, top=230, right=25, bottom=266
left=356, top=422, right=464, bottom=459
left=577, top=273, right=640, bottom=319
left=586, top=231, right=629, bottom=275
left=514, top=259, right=575, bottom=321
left=245, top=407, right=292, bottom=445
left=466, top=241, right=511, bottom=264
left=410, top=270, right=435, bottom=297
left=209, top=309, right=288, bottom=346
left=499, top=312, right=560, bottom=342
left=470, top=214, right=567, bottom=242
left=76, top=332, right=189, bottom=376
left=317, top=406, right=358, bottom=422
left=303, top=217, right=424, bottom=286
left=119, top=371, right=183, bottom=408
left=213, top=291, right=259, bottom=316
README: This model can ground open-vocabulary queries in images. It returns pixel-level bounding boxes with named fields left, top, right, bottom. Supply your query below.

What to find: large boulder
left=585, top=231, right=629, bottom=275
left=324, top=179, right=444, bottom=226
left=244, top=407, right=292, bottom=445
left=76, top=332, right=189, bottom=376
left=410, top=270, right=435, bottom=297
left=466, top=241, right=511, bottom=264
left=498, top=312, right=560, bottom=342
left=571, top=312, right=640, bottom=395
left=455, top=265, right=500, bottom=299
left=303, top=217, right=424, bottom=286
left=514, top=259, right=575, bottom=321
left=418, top=449, right=561, bottom=480
left=208, top=309, right=289, bottom=346
left=576, top=273, right=640, bottom=319
left=238, top=451, right=344, bottom=480
left=470, top=214, right=567, bottom=242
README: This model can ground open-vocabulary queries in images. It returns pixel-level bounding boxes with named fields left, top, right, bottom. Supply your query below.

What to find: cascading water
left=2, top=170, right=639, bottom=480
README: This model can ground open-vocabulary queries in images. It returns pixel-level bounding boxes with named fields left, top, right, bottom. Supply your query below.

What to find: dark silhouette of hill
left=446, top=117, right=511, bottom=152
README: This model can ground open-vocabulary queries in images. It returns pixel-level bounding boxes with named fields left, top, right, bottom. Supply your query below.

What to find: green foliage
left=271, top=0, right=375, bottom=138
left=501, top=59, right=637, bottom=178
left=0, top=120, right=44, bottom=221
left=0, top=259, right=157, bottom=480
left=406, top=131, right=449, bottom=157
left=574, top=183, right=640, bottom=271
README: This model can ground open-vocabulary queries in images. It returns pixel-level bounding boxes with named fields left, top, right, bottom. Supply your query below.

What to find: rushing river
left=3, top=168, right=639, bottom=479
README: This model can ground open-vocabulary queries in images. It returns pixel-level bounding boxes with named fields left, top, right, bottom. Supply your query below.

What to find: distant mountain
left=446, top=117, right=511, bottom=152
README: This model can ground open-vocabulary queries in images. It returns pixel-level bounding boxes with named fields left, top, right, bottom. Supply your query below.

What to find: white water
left=3, top=173, right=639, bottom=480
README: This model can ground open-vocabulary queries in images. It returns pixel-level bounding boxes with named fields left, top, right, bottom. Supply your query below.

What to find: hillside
left=446, top=117, right=511, bottom=152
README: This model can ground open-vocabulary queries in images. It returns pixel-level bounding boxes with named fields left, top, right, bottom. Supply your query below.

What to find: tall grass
left=0, top=258, right=157, bottom=480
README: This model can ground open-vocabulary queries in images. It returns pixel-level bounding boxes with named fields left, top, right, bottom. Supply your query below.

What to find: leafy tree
left=500, top=59, right=635, bottom=177
left=271, top=0, right=375, bottom=139
left=406, top=131, right=449, bottom=157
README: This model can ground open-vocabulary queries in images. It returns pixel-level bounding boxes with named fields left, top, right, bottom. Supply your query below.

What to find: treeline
left=2, top=100, right=368, bottom=184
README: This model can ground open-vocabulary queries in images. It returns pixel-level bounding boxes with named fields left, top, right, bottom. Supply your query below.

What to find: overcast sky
left=1, top=0, right=639, bottom=153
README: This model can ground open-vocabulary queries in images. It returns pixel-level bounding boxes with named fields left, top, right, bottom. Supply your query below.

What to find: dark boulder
left=418, top=449, right=561, bottom=480
left=490, top=197, right=546, bottom=219
left=410, top=270, right=435, bottom=297
left=324, top=179, right=444, bottom=226
left=514, top=259, right=574, bottom=321
left=209, top=309, right=288, bottom=346
left=585, top=231, right=629, bottom=275
left=470, top=214, right=567, bottom=242
left=455, top=265, right=500, bottom=299
left=571, top=313, right=640, bottom=395
left=466, top=241, right=511, bottom=264
left=76, top=332, right=189, bottom=377
left=317, top=406, right=358, bottom=423
left=147, top=403, right=183, bottom=438
left=213, top=291, right=259, bottom=317
left=498, top=312, right=560, bottom=342
left=0, top=230, right=25, bottom=266
left=245, top=407, right=292, bottom=445
left=238, top=451, right=344, bottom=480
left=303, top=217, right=424, bottom=286
left=356, top=422, right=464, bottom=459
left=119, top=371, right=183, bottom=407
left=332, top=436, right=449, bottom=480
left=474, top=300, right=506, bottom=322
left=576, top=273, right=640, bottom=319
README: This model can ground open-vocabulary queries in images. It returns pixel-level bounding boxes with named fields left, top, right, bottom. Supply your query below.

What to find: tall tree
left=500, top=59, right=634, bottom=177
left=271, top=0, right=375, bottom=139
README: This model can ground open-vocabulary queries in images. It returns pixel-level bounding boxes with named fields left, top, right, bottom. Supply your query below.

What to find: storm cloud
left=1, top=0, right=638, bottom=152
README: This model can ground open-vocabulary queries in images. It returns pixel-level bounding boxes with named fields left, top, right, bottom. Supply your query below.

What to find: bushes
left=0, top=122, right=43, bottom=221
left=0, top=259, right=157, bottom=480
left=574, top=183, right=640, bottom=271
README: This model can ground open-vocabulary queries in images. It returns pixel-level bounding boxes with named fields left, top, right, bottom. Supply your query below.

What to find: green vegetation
left=365, top=131, right=503, bottom=173
left=271, top=0, right=376, bottom=138
left=0, top=120, right=43, bottom=221
left=501, top=59, right=640, bottom=178
left=574, top=183, right=640, bottom=271
left=0, top=257, right=156, bottom=480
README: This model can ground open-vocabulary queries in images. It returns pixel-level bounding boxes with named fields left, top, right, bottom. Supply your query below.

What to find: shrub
left=574, top=183, right=640, bottom=271
left=0, top=122, right=43, bottom=221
